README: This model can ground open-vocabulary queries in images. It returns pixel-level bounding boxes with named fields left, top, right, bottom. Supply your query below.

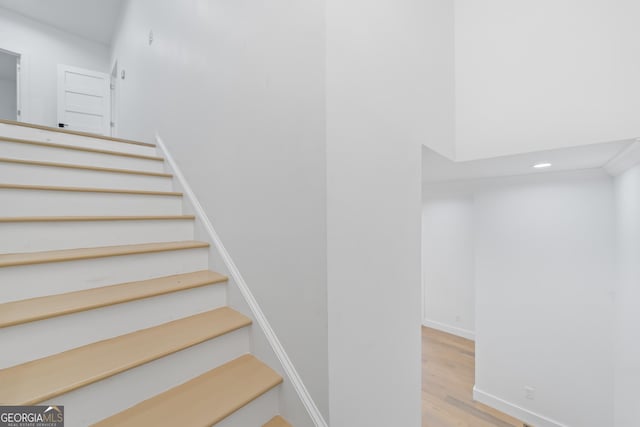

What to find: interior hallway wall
left=613, top=162, right=640, bottom=427
left=422, top=187, right=475, bottom=339
left=0, top=7, right=110, bottom=126
left=110, top=0, right=328, bottom=420
left=473, top=170, right=615, bottom=427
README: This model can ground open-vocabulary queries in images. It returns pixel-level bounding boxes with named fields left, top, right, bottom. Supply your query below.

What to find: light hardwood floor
left=422, top=327, right=525, bottom=427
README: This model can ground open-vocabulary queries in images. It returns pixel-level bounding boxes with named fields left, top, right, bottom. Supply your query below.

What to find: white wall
left=614, top=163, right=640, bottom=427
left=455, top=0, right=640, bottom=160
left=422, top=0, right=455, bottom=159
left=109, top=0, right=328, bottom=421
left=0, top=78, right=16, bottom=120
left=473, top=170, right=615, bottom=427
left=326, top=0, right=430, bottom=424
left=0, top=7, right=109, bottom=126
left=422, top=188, right=475, bottom=339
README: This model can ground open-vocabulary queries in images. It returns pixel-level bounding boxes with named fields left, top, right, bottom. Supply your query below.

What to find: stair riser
left=0, top=140, right=165, bottom=173
left=0, top=163, right=173, bottom=192
left=0, top=123, right=157, bottom=157
left=0, top=285, right=227, bottom=368
left=216, top=389, right=280, bottom=427
left=0, top=220, right=194, bottom=253
left=0, top=247, right=209, bottom=302
left=42, top=329, right=251, bottom=426
left=0, top=189, right=182, bottom=216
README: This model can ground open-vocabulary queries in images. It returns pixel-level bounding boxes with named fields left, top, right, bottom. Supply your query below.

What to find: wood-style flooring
left=422, top=327, right=525, bottom=427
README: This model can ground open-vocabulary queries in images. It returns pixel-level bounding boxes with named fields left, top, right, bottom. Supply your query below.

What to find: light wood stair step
left=0, top=308, right=251, bottom=405
left=264, top=415, right=293, bottom=427
left=0, top=271, right=227, bottom=328
left=0, top=215, right=194, bottom=223
left=0, top=136, right=162, bottom=161
left=0, top=183, right=181, bottom=196
left=0, top=119, right=155, bottom=147
left=0, top=157, right=172, bottom=177
left=92, top=354, right=282, bottom=427
left=0, top=241, right=209, bottom=268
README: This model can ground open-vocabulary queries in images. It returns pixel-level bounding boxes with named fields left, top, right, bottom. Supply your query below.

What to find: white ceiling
left=0, top=0, right=125, bottom=45
left=0, top=51, right=17, bottom=80
left=423, top=140, right=634, bottom=183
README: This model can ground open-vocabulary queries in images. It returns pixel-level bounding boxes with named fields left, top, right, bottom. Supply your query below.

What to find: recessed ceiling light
left=533, top=162, right=552, bottom=169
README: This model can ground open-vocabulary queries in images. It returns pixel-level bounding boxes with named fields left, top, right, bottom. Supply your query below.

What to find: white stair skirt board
left=41, top=329, right=250, bottom=427
left=0, top=188, right=182, bottom=216
left=156, top=134, right=328, bottom=427
left=0, top=218, right=194, bottom=253
left=0, top=139, right=164, bottom=173
left=0, top=161, right=173, bottom=192
left=473, top=386, right=568, bottom=427
left=0, top=284, right=226, bottom=368
left=214, top=388, right=280, bottom=427
left=422, top=318, right=475, bottom=341
left=0, top=123, right=157, bottom=157
left=0, top=247, right=209, bottom=302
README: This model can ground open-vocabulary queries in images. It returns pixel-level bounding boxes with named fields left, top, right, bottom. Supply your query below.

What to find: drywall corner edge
left=604, top=140, right=640, bottom=176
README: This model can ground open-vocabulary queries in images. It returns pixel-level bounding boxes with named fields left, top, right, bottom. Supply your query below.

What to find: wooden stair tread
left=0, top=215, right=194, bottom=223
left=0, top=119, right=155, bottom=147
left=264, top=415, right=293, bottom=427
left=0, top=308, right=252, bottom=405
left=0, top=183, right=181, bottom=196
left=0, top=271, right=227, bottom=328
left=92, top=354, right=282, bottom=427
left=0, top=157, right=172, bottom=177
left=0, top=241, right=209, bottom=268
left=0, top=136, right=162, bottom=161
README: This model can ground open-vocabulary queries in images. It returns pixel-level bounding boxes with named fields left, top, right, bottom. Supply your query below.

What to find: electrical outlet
left=525, top=386, right=535, bottom=400
left=455, top=315, right=461, bottom=323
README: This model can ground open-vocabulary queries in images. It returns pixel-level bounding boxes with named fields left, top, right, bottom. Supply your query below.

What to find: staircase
left=0, top=120, right=293, bottom=427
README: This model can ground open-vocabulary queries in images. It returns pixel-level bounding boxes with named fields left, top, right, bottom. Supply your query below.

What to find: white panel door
left=57, top=64, right=110, bottom=135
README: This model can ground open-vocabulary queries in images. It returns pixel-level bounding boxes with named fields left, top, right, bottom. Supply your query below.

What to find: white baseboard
left=423, top=318, right=475, bottom=341
left=473, top=386, right=568, bottom=427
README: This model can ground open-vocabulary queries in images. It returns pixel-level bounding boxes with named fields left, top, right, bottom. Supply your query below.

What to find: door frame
left=110, top=60, right=118, bottom=137
left=0, top=47, right=28, bottom=122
